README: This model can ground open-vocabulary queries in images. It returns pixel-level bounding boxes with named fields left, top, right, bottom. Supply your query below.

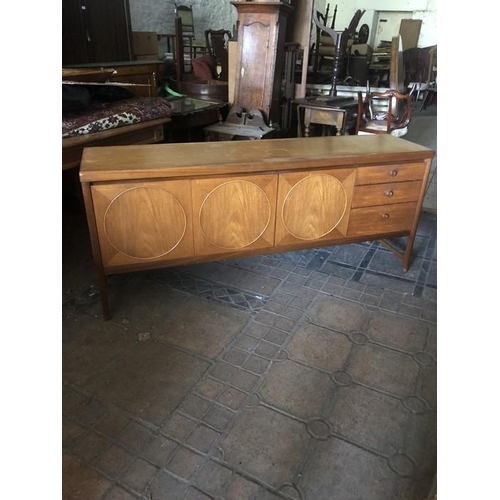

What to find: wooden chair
left=355, top=85, right=412, bottom=137
left=419, top=45, right=437, bottom=110
left=403, top=44, right=436, bottom=105
left=174, top=3, right=206, bottom=69
left=205, top=29, right=232, bottom=81
left=311, top=9, right=365, bottom=94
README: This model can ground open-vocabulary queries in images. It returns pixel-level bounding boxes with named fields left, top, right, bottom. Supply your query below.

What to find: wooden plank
left=399, top=19, right=422, bottom=51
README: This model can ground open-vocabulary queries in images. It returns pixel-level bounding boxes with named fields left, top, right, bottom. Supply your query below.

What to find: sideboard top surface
left=80, top=135, right=435, bottom=183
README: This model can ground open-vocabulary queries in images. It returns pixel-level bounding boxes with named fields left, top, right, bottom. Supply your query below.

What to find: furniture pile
left=62, top=68, right=172, bottom=171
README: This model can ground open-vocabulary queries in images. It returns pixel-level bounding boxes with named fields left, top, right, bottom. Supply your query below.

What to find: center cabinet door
left=191, top=174, right=278, bottom=257
left=275, top=169, right=356, bottom=247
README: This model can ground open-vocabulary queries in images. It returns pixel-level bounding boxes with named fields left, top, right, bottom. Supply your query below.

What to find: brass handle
left=382, top=213, right=390, bottom=219
left=389, top=170, right=398, bottom=177
left=385, top=190, right=394, bottom=197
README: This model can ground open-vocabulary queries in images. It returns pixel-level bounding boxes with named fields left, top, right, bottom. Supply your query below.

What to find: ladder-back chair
left=205, top=29, right=231, bottom=81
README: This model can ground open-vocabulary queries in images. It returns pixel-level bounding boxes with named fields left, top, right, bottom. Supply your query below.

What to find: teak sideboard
left=79, top=135, right=435, bottom=319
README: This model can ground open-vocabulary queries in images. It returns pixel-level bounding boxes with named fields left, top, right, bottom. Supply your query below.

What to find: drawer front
left=306, top=108, right=345, bottom=128
left=348, top=202, right=418, bottom=236
left=356, top=163, right=426, bottom=185
left=352, top=181, right=422, bottom=208
left=110, top=74, right=156, bottom=97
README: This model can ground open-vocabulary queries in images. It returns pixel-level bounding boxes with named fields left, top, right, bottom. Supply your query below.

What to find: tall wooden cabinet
left=231, top=1, right=294, bottom=127
left=62, top=0, right=133, bottom=65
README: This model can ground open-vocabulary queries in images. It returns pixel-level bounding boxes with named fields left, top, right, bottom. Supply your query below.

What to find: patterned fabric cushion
left=62, top=97, right=173, bottom=138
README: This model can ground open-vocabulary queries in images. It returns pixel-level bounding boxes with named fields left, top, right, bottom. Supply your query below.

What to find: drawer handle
left=385, top=190, right=394, bottom=197
left=389, top=170, right=398, bottom=177
left=382, top=213, right=390, bottom=219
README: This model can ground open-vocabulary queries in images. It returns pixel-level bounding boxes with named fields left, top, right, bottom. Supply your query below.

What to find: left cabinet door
left=62, top=0, right=133, bottom=64
left=91, top=180, right=194, bottom=270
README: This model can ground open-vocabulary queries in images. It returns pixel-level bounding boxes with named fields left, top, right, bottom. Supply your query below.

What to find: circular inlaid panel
left=199, top=180, right=271, bottom=249
left=282, top=174, right=347, bottom=240
left=104, top=187, right=186, bottom=260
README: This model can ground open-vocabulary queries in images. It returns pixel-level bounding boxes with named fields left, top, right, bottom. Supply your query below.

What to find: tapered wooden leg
left=402, top=234, right=416, bottom=273
left=379, top=238, right=413, bottom=273
left=95, top=266, right=110, bottom=320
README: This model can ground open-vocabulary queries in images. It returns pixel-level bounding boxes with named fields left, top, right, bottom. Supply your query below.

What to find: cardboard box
left=399, top=19, right=421, bottom=51
left=132, top=31, right=158, bottom=56
left=351, top=44, right=373, bottom=58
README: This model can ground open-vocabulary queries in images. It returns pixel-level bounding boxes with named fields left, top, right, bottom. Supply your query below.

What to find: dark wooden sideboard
left=63, top=61, right=165, bottom=97
left=80, top=135, right=435, bottom=319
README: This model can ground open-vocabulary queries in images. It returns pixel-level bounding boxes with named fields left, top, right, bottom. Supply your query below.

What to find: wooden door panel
left=192, top=174, right=278, bottom=257
left=86, top=0, right=132, bottom=62
left=91, top=180, right=193, bottom=269
left=235, top=20, right=273, bottom=114
left=275, top=169, right=356, bottom=246
left=62, top=0, right=89, bottom=64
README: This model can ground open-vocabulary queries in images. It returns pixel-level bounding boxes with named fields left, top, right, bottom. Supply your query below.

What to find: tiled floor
left=62, top=103, right=437, bottom=500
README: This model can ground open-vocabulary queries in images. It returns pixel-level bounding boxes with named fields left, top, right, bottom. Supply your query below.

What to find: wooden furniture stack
left=79, top=135, right=435, bottom=319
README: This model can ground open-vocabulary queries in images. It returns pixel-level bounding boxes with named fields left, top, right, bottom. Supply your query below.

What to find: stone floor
left=62, top=104, right=437, bottom=500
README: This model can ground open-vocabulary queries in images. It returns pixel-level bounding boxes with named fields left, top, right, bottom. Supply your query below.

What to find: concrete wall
left=129, top=0, right=238, bottom=57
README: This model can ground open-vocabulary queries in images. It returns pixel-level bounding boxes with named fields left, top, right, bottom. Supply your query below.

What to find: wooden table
left=80, top=135, right=435, bottom=319
left=294, top=96, right=358, bottom=137
left=164, top=97, right=228, bottom=142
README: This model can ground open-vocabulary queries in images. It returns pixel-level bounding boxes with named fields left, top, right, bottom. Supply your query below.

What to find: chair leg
left=420, top=89, right=435, bottom=111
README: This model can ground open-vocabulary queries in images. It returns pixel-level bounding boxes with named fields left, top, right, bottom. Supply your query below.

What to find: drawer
left=356, top=163, right=426, bottom=185
left=110, top=74, right=155, bottom=97
left=348, top=202, right=418, bottom=236
left=351, top=181, right=422, bottom=208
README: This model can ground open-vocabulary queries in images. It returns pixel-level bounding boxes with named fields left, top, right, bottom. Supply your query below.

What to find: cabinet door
left=234, top=16, right=276, bottom=119
left=91, top=180, right=194, bottom=270
left=192, top=174, right=278, bottom=257
left=232, top=3, right=291, bottom=126
left=85, top=0, right=132, bottom=63
left=62, top=0, right=132, bottom=64
left=275, top=169, right=356, bottom=247
left=62, top=0, right=89, bottom=64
